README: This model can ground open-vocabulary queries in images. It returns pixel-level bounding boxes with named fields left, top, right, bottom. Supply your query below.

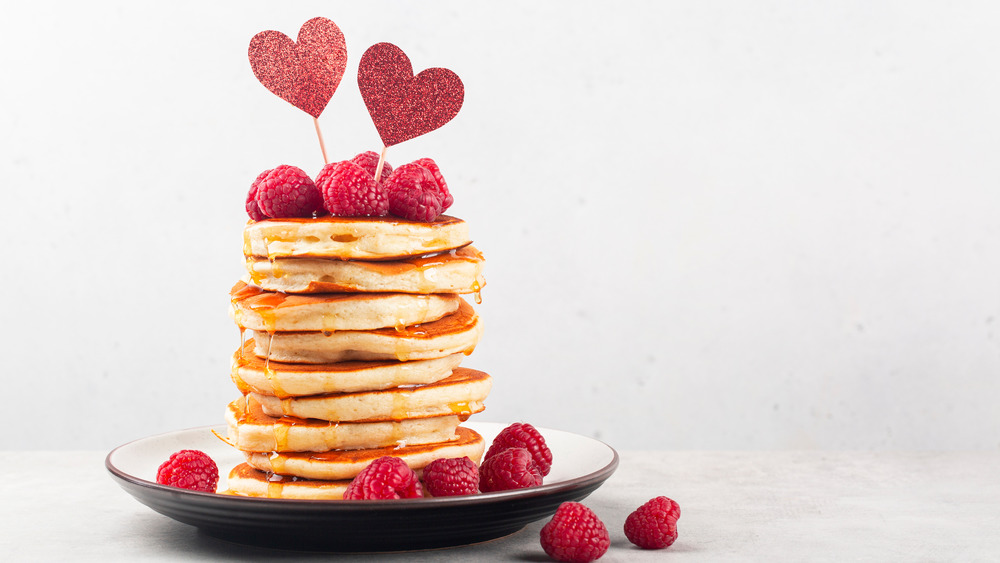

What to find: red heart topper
left=248, top=17, right=347, bottom=118
left=358, top=42, right=464, bottom=147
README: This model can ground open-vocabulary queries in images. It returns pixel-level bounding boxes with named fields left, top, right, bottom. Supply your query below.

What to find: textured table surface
left=2, top=450, right=998, bottom=561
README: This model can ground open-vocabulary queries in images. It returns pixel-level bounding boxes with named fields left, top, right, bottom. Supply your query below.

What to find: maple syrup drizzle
left=272, top=421, right=291, bottom=452
left=266, top=470, right=285, bottom=498
left=262, top=332, right=287, bottom=395
left=447, top=401, right=472, bottom=417
left=471, top=280, right=482, bottom=304
left=391, top=392, right=409, bottom=420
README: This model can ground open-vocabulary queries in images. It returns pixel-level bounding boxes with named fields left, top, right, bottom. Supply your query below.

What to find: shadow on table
left=137, top=514, right=543, bottom=561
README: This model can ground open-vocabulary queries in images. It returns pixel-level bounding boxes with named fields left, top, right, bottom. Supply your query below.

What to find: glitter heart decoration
left=358, top=42, right=464, bottom=147
left=249, top=17, right=347, bottom=118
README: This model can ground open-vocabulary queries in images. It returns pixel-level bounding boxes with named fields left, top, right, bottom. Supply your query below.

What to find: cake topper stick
left=249, top=17, right=347, bottom=164
left=313, top=118, right=329, bottom=164
left=358, top=42, right=464, bottom=148
left=373, top=145, right=390, bottom=184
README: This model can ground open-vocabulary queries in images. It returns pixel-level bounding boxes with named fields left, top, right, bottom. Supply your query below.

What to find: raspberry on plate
left=479, top=447, right=542, bottom=492
left=155, top=450, right=219, bottom=493
left=343, top=456, right=423, bottom=500
left=350, top=150, right=393, bottom=181
left=246, top=169, right=270, bottom=221
left=384, top=162, right=444, bottom=221
left=255, top=164, right=323, bottom=218
left=316, top=160, right=389, bottom=217
left=422, top=456, right=479, bottom=497
left=624, top=496, right=680, bottom=549
left=539, top=502, right=610, bottom=563
left=485, top=422, right=553, bottom=476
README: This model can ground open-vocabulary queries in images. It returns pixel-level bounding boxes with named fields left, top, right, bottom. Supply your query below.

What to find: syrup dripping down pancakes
left=225, top=215, right=489, bottom=498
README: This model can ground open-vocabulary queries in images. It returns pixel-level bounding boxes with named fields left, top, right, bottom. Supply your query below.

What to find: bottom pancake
left=226, top=463, right=352, bottom=500
left=244, top=426, right=484, bottom=481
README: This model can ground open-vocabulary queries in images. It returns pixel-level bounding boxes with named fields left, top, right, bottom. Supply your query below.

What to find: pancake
left=244, top=245, right=485, bottom=294
left=232, top=343, right=462, bottom=397
left=225, top=395, right=464, bottom=452
left=250, top=368, right=492, bottom=422
left=226, top=463, right=352, bottom=500
left=242, top=426, right=485, bottom=482
left=251, top=299, right=482, bottom=364
left=244, top=215, right=470, bottom=260
left=229, top=281, right=460, bottom=332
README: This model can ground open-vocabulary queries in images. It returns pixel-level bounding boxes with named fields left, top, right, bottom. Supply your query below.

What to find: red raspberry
left=155, top=450, right=219, bottom=493
left=485, top=422, right=553, bottom=476
left=413, top=158, right=453, bottom=211
left=384, top=163, right=444, bottom=221
left=343, top=456, right=423, bottom=500
left=539, top=502, right=610, bottom=563
left=624, top=496, right=680, bottom=549
left=254, top=164, right=323, bottom=218
left=316, top=160, right=389, bottom=217
left=479, top=447, right=542, bottom=492
left=422, top=456, right=479, bottom=497
left=246, top=169, right=269, bottom=221
left=350, top=151, right=393, bottom=181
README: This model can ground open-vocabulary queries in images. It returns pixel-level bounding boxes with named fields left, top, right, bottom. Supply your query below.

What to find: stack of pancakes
left=224, top=215, right=491, bottom=499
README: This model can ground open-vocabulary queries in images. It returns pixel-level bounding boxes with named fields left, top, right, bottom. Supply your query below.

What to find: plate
left=106, top=421, right=618, bottom=552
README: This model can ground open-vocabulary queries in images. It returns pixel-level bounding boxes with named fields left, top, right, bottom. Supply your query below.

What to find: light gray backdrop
left=3, top=1, right=998, bottom=450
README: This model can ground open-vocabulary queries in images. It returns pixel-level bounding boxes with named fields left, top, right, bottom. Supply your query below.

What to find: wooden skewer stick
left=313, top=117, right=329, bottom=164
left=373, top=145, right=389, bottom=184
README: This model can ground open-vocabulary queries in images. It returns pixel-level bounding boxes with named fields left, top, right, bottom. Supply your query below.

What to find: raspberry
left=485, top=422, right=553, bottom=476
left=254, top=164, right=323, bottom=218
left=479, top=447, right=542, bottom=492
left=413, top=158, right=453, bottom=211
left=155, top=450, right=219, bottom=493
left=316, top=160, right=389, bottom=217
left=422, top=456, right=479, bottom=497
left=350, top=150, right=393, bottom=181
left=343, top=456, right=423, bottom=500
left=539, top=502, right=610, bottom=563
left=624, top=496, right=680, bottom=549
left=384, top=163, right=444, bottom=221
left=246, top=169, right=269, bottom=221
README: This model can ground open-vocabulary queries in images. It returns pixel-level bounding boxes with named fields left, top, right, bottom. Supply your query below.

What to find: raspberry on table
left=246, top=169, right=270, bottom=221
left=624, top=496, right=680, bottom=549
left=254, top=164, right=323, bottom=218
left=316, top=160, right=389, bottom=217
left=479, top=447, right=542, bottom=492
left=155, top=450, right=219, bottom=493
left=485, top=422, right=553, bottom=476
left=350, top=150, right=393, bottom=181
left=384, top=162, right=445, bottom=221
left=413, top=157, right=453, bottom=211
left=422, top=456, right=479, bottom=497
left=343, top=456, right=423, bottom=500
left=539, top=502, right=610, bottom=563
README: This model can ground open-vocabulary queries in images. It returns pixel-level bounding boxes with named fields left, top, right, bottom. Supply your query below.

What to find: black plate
left=106, top=422, right=618, bottom=551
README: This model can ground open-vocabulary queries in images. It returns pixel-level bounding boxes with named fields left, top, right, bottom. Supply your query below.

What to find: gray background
left=3, top=1, right=998, bottom=450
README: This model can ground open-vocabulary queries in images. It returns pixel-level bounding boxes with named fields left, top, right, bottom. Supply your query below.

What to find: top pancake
left=244, top=215, right=471, bottom=260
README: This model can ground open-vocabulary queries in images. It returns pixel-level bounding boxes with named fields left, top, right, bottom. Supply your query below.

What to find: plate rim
left=106, top=422, right=620, bottom=510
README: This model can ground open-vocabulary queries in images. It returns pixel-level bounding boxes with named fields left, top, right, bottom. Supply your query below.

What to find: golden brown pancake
left=231, top=342, right=463, bottom=397
left=229, top=281, right=460, bottom=332
left=225, top=395, right=466, bottom=452
left=244, top=246, right=485, bottom=295
left=225, top=463, right=352, bottom=500
left=250, top=368, right=492, bottom=422
left=242, top=426, right=485, bottom=482
left=250, top=299, right=482, bottom=364
left=243, top=215, right=471, bottom=260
